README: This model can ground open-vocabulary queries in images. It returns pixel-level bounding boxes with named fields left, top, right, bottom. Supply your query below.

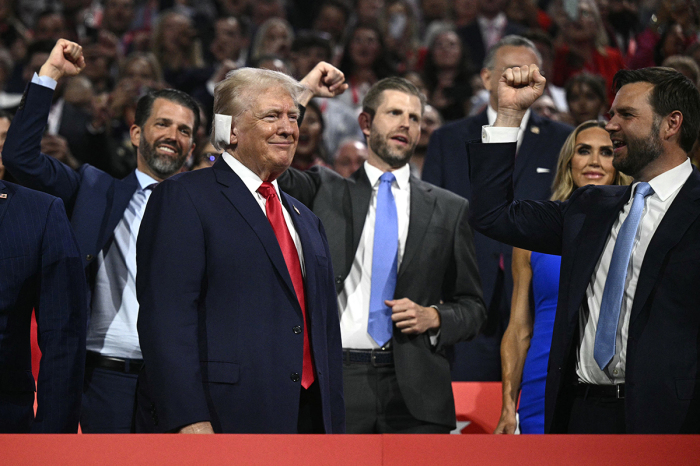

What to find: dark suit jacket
left=135, top=159, right=345, bottom=433
left=457, top=20, right=526, bottom=69
left=422, top=110, right=572, bottom=380
left=469, top=141, right=700, bottom=433
left=2, top=82, right=140, bottom=282
left=0, top=180, right=87, bottom=433
left=278, top=165, right=485, bottom=428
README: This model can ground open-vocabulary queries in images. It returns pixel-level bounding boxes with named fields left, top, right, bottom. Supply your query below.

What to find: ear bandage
left=213, top=114, right=233, bottom=150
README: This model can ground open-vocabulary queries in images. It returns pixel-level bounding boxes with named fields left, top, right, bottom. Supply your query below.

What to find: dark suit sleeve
left=2, top=83, right=81, bottom=209
left=433, top=197, right=486, bottom=348
left=317, top=218, right=346, bottom=433
left=136, top=179, right=210, bottom=432
left=31, top=198, right=87, bottom=433
left=421, top=129, right=444, bottom=186
left=277, top=166, right=328, bottom=207
left=468, top=141, right=566, bottom=255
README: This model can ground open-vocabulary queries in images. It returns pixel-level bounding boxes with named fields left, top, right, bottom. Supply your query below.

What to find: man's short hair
left=613, top=67, right=700, bottom=153
left=212, top=67, right=305, bottom=149
left=0, top=109, right=13, bottom=122
left=482, top=35, right=542, bottom=70
left=362, top=77, right=426, bottom=118
left=134, top=88, right=201, bottom=133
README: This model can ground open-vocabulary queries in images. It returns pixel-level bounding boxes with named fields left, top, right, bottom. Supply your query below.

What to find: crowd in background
left=0, top=0, right=698, bottom=185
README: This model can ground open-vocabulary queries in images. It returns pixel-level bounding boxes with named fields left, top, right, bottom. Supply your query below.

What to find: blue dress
left=517, top=252, right=561, bottom=434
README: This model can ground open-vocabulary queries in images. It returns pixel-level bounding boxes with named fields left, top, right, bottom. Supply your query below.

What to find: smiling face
left=131, top=98, right=196, bottom=181
left=231, top=86, right=300, bottom=181
left=605, top=81, right=663, bottom=179
left=296, top=105, right=322, bottom=158
left=570, top=126, right=616, bottom=188
left=362, top=90, right=421, bottom=170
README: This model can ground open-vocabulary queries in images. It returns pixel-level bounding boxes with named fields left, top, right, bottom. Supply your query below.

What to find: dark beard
left=368, top=131, right=414, bottom=169
left=613, top=118, right=662, bottom=179
left=139, top=133, right=187, bottom=179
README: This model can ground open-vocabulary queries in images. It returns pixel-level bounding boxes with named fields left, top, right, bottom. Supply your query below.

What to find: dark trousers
left=343, top=360, right=451, bottom=434
left=297, top=381, right=325, bottom=433
left=566, top=392, right=626, bottom=434
left=81, top=366, right=139, bottom=433
left=0, top=391, right=34, bottom=433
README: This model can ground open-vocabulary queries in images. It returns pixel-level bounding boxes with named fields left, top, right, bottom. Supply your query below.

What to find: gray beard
left=139, top=134, right=187, bottom=179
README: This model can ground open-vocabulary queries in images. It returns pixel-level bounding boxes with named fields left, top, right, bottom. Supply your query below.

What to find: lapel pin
left=530, top=126, right=540, bottom=134
left=0, top=194, right=6, bottom=199
left=293, top=205, right=300, bottom=215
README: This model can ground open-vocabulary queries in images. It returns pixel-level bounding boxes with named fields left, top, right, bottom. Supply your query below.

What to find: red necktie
left=257, top=182, right=315, bottom=388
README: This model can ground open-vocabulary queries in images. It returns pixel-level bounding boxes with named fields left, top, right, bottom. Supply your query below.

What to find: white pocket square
left=536, top=168, right=550, bottom=173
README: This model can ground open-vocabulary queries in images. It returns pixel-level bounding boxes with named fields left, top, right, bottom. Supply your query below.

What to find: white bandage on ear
left=213, top=113, right=233, bottom=150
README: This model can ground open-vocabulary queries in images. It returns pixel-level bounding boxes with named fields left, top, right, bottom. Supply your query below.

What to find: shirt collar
left=221, top=151, right=282, bottom=198
left=487, top=105, right=531, bottom=133
left=135, top=169, right=160, bottom=191
left=478, top=13, right=506, bottom=28
left=363, top=160, right=411, bottom=190
left=644, top=158, right=693, bottom=202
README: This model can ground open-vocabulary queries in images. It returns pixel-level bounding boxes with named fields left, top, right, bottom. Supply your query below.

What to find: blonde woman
left=494, top=120, right=632, bottom=434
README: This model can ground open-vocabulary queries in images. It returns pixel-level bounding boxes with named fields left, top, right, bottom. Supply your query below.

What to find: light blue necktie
left=368, top=172, right=398, bottom=347
left=594, top=182, right=654, bottom=370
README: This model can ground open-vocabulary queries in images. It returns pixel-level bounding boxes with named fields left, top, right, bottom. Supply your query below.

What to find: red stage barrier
left=1, top=434, right=699, bottom=465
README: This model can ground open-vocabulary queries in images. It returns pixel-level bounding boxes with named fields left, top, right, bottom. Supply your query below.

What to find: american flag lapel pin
left=0, top=194, right=7, bottom=199
left=293, top=205, right=301, bottom=215
left=530, top=126, right=540, bottom=134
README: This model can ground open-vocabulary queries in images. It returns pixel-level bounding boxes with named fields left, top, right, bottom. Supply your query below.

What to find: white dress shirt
left=486, top=105, right=530, bottom=153
left=88, top=169, right=158, bottom=358
left=482, top=125, right=694, bottom=384
left=221, top=152, right=305, bottom=274
left=577, top=159, right=692, bottom=384
left=338, top=162, right=411, bottom=349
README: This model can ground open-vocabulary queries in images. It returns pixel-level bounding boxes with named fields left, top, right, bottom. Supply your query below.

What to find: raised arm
left=298, top=61, right=348, bottom=107
left=494, top=247, right=533, bottom=434
left=2, top=39, right=86, bottom=207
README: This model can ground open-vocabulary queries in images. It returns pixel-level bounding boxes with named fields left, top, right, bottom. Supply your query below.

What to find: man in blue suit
left=422, top=35, right=572, bottom=381
left=471, top=64, right=700, bottom=433
left=0, top=179, right=87, bottom=432
left=135, top=66, right=346, bottom=433
left=2, top=39, right=201, bottom=433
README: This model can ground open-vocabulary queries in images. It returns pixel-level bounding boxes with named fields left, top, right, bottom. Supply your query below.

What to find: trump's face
left=232, top=86, right=300, bottom=181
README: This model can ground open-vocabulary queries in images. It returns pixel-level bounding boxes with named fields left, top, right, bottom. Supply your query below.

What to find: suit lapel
left=105, top=170, right=140, bottom=239
left=398, top=177, right=436, bottom=278
left=348, top=167, right=372, bottom=256
left=514, top=113, right=542, bottom=184
left=0, top=181, right=11, bottom=228
left=213, top=160, right=299, bottom=307
left=630, top=170, right=700, bottom=326
left=566, top=186, right=631, bottom=325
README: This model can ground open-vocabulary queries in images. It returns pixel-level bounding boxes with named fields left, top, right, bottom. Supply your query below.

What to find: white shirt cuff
left=481, top=125, right=519, bottom=143
left=32, top=73, right=57, bottom=90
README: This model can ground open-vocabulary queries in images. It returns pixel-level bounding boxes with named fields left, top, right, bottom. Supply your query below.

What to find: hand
left=179, top=421, right=215, bottom=434
left=39, top=39, right=85, bottom=81
left=388, top=298, right=441, bottom=334
left=298, top=61, right=348, bottom=106
left=494, top=410, right=517, bottom=434
left=494, top=65, right=546, bottom=128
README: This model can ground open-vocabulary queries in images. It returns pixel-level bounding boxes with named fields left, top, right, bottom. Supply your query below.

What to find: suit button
left=293, top=326, right=302, bottom=334
left=86, top=254, right=93, bottom=261
left=335, top=275, right=343, bottom=285
left=290, top=372, right=300, bottom=382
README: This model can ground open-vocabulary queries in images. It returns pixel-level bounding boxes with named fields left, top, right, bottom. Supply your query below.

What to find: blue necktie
left=594, top=182, right=654, bottom=370
left=368, top=172, right=398, bottom=347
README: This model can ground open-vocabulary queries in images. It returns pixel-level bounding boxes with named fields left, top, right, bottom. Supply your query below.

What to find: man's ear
left=358, top=112, right=372, bottom=138
left=480, top=67, right=492, bottom=92
left=230, top=120, right=238, bottom=145
left=130, top=124, right=141, bottom=148
left=664, top=110, right=683, bottom=142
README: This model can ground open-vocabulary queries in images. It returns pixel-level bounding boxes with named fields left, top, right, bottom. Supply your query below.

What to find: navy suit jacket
left=422, top=110, right=572, bottom=380
left=469, top=141, right=700, bottom=433
left=0, top=180, right=87, bottom=432
left=2, top=82, right=139, bottom=282
left=135, top=159, right=345, bottom=433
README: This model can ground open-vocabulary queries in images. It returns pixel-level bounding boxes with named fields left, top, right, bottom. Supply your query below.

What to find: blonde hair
left=211, top=67, right=305, bottom=150
left=550, top=120, right=632, bottom=201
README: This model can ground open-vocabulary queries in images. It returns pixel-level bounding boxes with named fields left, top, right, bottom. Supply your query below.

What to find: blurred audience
left=292, top=100, right=331, bottom=170
left=411, top=103, right=442, bottom=177
left=333, top=138, right=368, bottom=177
left=564, top=72, right=607, bottom=126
